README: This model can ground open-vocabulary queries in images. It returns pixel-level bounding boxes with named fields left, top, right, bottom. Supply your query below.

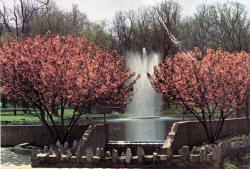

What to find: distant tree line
left=0, top=0, right=117, bottom=49
left=1, top=0, right=249, bottom=57
left=0, top=0, right=249, bottom=115
left=112, top=0, right=250, bottom=58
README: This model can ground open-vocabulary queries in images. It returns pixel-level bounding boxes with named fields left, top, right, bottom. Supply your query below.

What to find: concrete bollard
left=64, top=141, right=69, bottom=149
left=49, top=145, right=54, bottom=155
left=125, top=148, right=132, bottom=164
left=86, top=148, right=93, bottom=163
left=72, top=140, right=78, bottom=149
left=76, top=148, right=81, bottom=163
left=100, top=148, right=105, bottom=158
left=137, top=147, right=145, bottom=164
left=242, top=138, right=248, bottom=145
left=56, top=140, right=61, bottom=148
left=106, top=151, right=111, bottom=157
left=181, top=146, right=190, bottom=161
left=96, top=147, right=100, bottom=157
left=119, top=155, right=126, bottom=164
left=44, top=146, right=48, bottom=153
left=66, top=150, right=72, bottom=160
left=207, top=153, right=212, bottom=163
left=246, top=136, right=250, bottom=144
left=162, top=148, right=172, bottom=158
left=190, top=154, right=200, bottom=163
left=112, top=149, right=118, bottom=164
left=31, top=149, right=37, bottom=160
left=55, top=147, right=61, bottom=159
left=234, top=141, right=240, bottom=149
left=153, top=152, right=157, bottom=163
left=199, top=147, right=207, bottom=162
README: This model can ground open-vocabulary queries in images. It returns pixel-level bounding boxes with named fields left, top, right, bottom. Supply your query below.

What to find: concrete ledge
left=163, top=117, right=250, bottom=153
left=1, top=125, right=88, bottom=146
left=12, top=143, right=43, bottom=156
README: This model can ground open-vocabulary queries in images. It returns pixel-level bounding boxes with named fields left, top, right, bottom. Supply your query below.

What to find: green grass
left=0, top=104, right=221, bottom=124
left=223, top=154, right=250, bottom=169
left=223, top=158, right=238, bottom=169
left=1, top=111, right=40, bottom=124
left=0, top=109, right=124, bottom=125
left=196, top=134, right=250, bottom=169
left=215, top=134, right=250, bottom=145
left=160, top=104, right=221, bottom=119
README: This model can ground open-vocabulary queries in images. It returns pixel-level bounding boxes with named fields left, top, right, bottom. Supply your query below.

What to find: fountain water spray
left=126, top=48, right=162, bottom=118
left=123, top=48, right=164, bottom=141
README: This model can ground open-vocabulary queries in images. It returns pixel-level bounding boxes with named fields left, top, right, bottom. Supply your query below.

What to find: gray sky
left=54, top=0, right=250, bottom=22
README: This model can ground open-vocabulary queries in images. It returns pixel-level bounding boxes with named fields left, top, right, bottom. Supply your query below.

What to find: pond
left=88, top=117, right=191, bottom=142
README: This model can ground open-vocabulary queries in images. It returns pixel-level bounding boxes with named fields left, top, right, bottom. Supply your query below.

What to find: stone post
left=199, top=147, right=207, bottom=162
left=137, top=147, right=145, bottom=164
left=76, top=148, right=81, bottom=163
left=112, top=149, right=118, bottom=164
left=234, top=141, right=240, bottom=149
left=44, top=146, right=48, bottom=153
left=153, top=152, right=157, bottom=163
left=106, top=151, right=111, bottom=157
left=181, top=146, right=189, bottom=161
left=125, top=148, right=132, bottom=164
left=96, top=148, right=100, bottom=157
left=55, top=147, right=61, bottom=160
left=86, top=148, right=93, bottom=163
left=162, top=148, right=172, bottom=158
left=31, top=149, right=37, bottom=160
left=66, top=150, right=72, bottom=160
left=100, top=148, right=105, bottom=158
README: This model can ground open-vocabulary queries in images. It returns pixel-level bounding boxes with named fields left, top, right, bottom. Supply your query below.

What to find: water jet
left=124, top=48, right=164, bottom=141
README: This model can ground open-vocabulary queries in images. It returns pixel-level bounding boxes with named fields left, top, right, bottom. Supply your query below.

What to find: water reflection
left=124, top=118, right=165, bottom=141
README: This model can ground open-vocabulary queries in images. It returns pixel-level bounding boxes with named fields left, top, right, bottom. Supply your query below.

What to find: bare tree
left=0, top=0, right=49, bottom=36
left=112, top=11, right=134, bottom=52
left=182, top=2, right=250, bottom=53
left=154, top=0, right=181, bottom=59
left=0, top=1, right=12, bottom=33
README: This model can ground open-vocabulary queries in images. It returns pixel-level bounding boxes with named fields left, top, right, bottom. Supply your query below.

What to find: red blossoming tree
left=148, top=48, right=249, bottom=143
left=0, top=32, right=138, bottom=143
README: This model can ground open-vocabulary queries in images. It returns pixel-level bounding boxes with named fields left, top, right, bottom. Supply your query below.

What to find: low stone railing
left=163, top=118, right=250, bottom=153
left=31, top=135, right=250, bottom=168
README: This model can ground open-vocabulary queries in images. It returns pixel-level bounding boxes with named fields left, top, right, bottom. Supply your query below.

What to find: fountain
left=126, top=48, right=162, bottom=118
left=123, top=48, right=164, bottom=141
left=103, top=48, right=184, bottom=150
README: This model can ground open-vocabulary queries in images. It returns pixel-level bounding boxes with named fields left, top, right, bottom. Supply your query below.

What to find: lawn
left=1, top=103, right=224, bottom=124
left=160, top=103, right=222, bottom=119
left=0, top=109, right=124, bottom=125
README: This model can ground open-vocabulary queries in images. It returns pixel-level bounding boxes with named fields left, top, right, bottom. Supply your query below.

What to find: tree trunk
left=209, top=137, right=216, bottom=144
left=1, top=95, right=7, bottom=108
left=14, top=99, right=17, bottom=116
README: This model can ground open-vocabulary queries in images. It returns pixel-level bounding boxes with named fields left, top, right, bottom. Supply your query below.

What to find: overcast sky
left=53, top=0, right=250, bottom=22
left=2, top=0, right=250, bottom=22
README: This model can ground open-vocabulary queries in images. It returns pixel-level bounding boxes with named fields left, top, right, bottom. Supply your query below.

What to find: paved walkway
left=1, top=147, right=32, bottom=169
left=1, top=147, right=87, bottom=169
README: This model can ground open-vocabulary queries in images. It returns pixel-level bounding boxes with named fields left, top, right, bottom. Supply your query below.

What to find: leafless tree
left=0, top=0, right=49, bottom=36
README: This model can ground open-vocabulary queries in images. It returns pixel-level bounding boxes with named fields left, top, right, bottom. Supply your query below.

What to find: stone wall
left=163, top=117, right=250, bottom=153
left=1, top=125, right=89, bottom=146
left=31, top=135, right=250, bottom=168
left=76, top=124, right=107, bottom=155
